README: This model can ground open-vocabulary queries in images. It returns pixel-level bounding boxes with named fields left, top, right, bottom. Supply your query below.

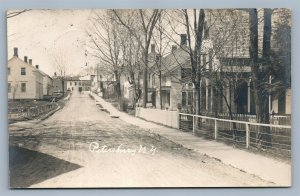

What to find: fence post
left=192, top=115, right=195, bottom=134
left=178, top=113, right=181, bottom=130
left=214, top=119, right=218, bottom=140
left=246, top=123, right=250, bottom=148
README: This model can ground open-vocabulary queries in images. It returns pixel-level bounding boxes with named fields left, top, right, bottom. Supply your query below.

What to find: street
left=9, top=91, right=273, bottom=188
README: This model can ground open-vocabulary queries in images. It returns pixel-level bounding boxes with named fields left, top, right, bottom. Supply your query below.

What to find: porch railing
left=179, top=113, right=291, bottom=158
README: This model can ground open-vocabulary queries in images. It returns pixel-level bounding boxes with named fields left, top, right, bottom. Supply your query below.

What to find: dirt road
left=9, top=91, right=273, bottom=188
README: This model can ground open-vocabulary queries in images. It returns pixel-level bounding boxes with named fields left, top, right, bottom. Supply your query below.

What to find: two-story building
left=65, top=75, right=92, bottom=92
left=8, top=48, right=44, bottom=100
left=33, top=65, right=53, bottom=97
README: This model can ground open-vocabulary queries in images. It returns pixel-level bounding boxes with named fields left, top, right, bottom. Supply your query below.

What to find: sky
left=6, top=9, right=220, bottom=78
left=7, top=9, right=280, bottom=78
left=7, top=9, right=96, bottom=77
left=6, top=9, right=195, bottom=78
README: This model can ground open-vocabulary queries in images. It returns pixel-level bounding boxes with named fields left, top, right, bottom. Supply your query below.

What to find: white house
left=8, top=48, right=44, bottom=100
left=36, top=67, right=53, bottom=96
left=65, top=75, right=92, bottom=92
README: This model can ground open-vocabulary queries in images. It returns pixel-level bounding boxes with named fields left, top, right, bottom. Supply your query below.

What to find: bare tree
left=87, top=10, right=125, bottom=99
left=51, top=48, right=71, bottom=96
left=11, top=82, right=19, bottom=101
left=120, top=29, right=143, bottom=108
left=269, top=9, right=291, bottom=114
left=160, top=9, right=206, bottom=115
left=151, top=11, right=173, bottom=109
left=112, top=9, right=162, bottom=108
left=249, top=8, right=273, bottom=148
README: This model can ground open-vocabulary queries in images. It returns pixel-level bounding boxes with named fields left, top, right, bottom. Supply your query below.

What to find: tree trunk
left=143, top=51, right=148, bottom=108
left=114, top=71, right=121, bottom=99
left=195, top=84, right=201, bottom=115
left=159, top=71, right=162, bottom=109
left=219, top=82, right=238, bottom=140
left=194, top=9, right=205, bottom=115
left=249, top=8, right=272, bottom=148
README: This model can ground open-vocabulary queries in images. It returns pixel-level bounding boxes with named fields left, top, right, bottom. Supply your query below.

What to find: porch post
left=247, top=79, right=251, bottom=113
left=210, top=85, right=214, bottom=113
left=206, top=79, right=209, bottom=112
left=269, top=75, right=272, bottom=113
left=226, top=82, right=230, bottom=113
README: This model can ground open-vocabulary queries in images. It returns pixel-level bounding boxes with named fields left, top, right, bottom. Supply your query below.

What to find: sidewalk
left=90, top=92, right=291, bottom=186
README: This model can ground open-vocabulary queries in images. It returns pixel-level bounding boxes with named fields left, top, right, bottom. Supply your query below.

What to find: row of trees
left=87, top=9, right=290, bottom=146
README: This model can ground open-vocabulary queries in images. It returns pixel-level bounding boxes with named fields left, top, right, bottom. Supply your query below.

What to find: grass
left=8, top=100, right=50, bottom=108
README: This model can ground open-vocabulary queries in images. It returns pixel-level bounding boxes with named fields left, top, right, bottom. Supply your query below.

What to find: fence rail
left=179, top=113, right=291, bottom=158
left=8, top=103, right=57, bottom=121
left=180, top=111, right=291, bottom=125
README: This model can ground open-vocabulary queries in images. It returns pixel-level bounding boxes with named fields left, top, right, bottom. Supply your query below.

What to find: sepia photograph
left=7, top=8, right=291, bottom=188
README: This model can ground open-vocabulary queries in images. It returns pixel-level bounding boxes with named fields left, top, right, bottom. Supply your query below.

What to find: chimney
left=29, top=59, right=32, bottom=65
left=151, top=44, right=155, bottom=53
left=35, top=65, right=39, bottom=69
left=24, top=56, right=28, bottom=63
left=180, top=34, right=187, bottom=46
left=13, top=47, right=18, bottom=57
left=171, top=45, right=177, bottom=52
left=54, top=72, right=57, bottom=76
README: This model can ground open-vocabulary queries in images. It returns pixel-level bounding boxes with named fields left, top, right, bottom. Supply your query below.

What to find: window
left=8, top=83, right=11, bottom=93
left=75, top=82, right=77, bottom=86
left=182, top=91, right=193, bottom=106
left=182, top=92, right=187, bottom=106
left=8, top=68, right=10, bottom=75
left=188, top=92, right=193, bottom=105
left=166, top=91, right=170, bottom=106
left=21, top=83, right=26, bottom=92
left=70, top=82, right=72, bottom=86
left=21, top=67, right=26, bottom=75
left=152, top=74, right=156, bottom=87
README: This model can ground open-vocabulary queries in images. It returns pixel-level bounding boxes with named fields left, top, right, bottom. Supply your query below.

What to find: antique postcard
left=7, top=9, right=291, bottom=188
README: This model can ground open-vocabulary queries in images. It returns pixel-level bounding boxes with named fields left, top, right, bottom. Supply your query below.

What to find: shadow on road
left=9, top=146, right=81, bottom=188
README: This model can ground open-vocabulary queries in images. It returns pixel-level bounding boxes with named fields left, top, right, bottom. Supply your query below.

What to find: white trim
left=179, top=113, right=291, bottom=129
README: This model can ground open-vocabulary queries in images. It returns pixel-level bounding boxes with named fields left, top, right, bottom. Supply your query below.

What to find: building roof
left=159, top=40, right=213, bottom=75
left=8, top=56, right=52, bottom=79
left=37, top=69, right=52, bottom=80
left=64, top=76, right=80, bottom=81
left=206, top=9, right=251, bottom=58
left=8, top=56, right=42, bottom=74
left=160, top=45, right=190, bottom=75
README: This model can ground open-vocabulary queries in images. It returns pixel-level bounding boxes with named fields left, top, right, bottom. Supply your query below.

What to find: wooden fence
left=179, top=113, right=291, bottom=158
left=8, top=103, right=57, bottom=121
left=199, top=112, right=291, bottom=126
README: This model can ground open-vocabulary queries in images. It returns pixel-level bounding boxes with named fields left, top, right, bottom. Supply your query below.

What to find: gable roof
left=160, top=45, right=190, bottom=75
left=8, top=56, right=39, bottom=72
left=159, top=40, right=214, bottom=75
left=37, top=69, right=52, bottom=80
left=8, top=56, right=52, bottom=79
